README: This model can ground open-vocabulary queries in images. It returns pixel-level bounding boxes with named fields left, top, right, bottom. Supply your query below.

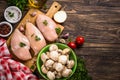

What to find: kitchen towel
left=0, top=38, right=38, bottom=80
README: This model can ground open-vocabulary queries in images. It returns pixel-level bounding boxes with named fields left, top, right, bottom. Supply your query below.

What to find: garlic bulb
left=47, top=71, right=55, bottom=80
left=49, top=51, right=59, bottom=61
left=49, top=44, right=58, bottom=52
left=41, top=65, right=48, bottom=74
left=54, top=63, right=64, bottom=72
left=45, top=59, right=54, bottom=68
left=41, top=53, right=49, bottom=63
left=62, top=48, right=71, bottom=55
left=58, top=55, right=68, bottom=64
left=62, top=68, right=72, bottom=77
left=67, top=60, right=75, bottom=69
left=30, top=12, right=37, bottom=17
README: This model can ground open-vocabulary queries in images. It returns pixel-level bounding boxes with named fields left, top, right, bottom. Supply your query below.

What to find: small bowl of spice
left=4, top=6, right=22, bottom=23
left=0, top=21, right=13, bottom=37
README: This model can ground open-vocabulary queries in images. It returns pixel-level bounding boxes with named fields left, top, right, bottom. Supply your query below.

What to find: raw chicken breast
left=36, top=14, right=58, bottom=42
left=11, top=29, right=32, bottom=61
left=25, top=22, right=46, bottom=55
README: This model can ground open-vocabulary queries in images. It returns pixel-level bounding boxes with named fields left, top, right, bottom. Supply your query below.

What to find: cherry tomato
left=67, top=42, right=76, bottom=49
left=75, top=36, right=84, bottom=45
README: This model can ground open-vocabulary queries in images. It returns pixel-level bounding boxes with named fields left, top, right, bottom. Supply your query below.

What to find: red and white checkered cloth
left=0, top=38, right=38, bottom=80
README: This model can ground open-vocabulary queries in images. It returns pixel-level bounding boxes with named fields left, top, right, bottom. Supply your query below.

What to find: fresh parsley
left=69, top=57, right=92, bottom=80
left=35, top=35, right=41, bottom=41
left=8, top=11, right=14, bottom=17
left=19, top=42, right=26, bottom=47
left=43, top=4, right=47, bottom=10
left=55, top=27, right=61, bottom=35
left=43, top=20, right=48, bottom=26
left=7, top=0, right=28, bottom=11
left=30, top=65, right=35, bottom=70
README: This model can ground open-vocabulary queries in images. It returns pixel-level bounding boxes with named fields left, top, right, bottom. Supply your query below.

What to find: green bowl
left=37, top=43, right=77, bottom=80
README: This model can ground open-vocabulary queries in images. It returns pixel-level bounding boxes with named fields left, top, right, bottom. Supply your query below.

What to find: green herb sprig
left=8, top=11, right=14, bottom=17
left=55, top=27, right=61, bottom=35
left=69, top=57, right=92, bottom=80
left=35, top=35, right=41, bottom=41
left=7, top=0, right=28, bottom=11
left=19, top=42, right=26, bottom=47
left=43, top=20, right=48, bottom=26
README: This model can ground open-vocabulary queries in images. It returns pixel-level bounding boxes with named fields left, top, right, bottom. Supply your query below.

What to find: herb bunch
left=7, top=0, right=28, bottom=11
left=69, top=57, right=92, bottom=80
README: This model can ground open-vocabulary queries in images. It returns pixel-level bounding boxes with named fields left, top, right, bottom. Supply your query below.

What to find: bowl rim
left=0, top=21, right=13, bottom=37
left=37, top=43, right=77, bottom=80
left=4, top=6, right=22, bottom=23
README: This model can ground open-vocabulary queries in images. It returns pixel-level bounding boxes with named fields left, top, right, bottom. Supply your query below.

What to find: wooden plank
left=0, top=0, right=120, bottom=80
left=83, top=55, right=120, bottom=80
left=6, top=2, right=64, bottom=71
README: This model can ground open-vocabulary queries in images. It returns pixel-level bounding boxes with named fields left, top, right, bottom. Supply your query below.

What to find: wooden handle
left=46, top=2, right=62, bottom=18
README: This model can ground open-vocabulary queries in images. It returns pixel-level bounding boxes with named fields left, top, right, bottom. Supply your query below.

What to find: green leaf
left=68, top=57, right=92, bottom=80
left=19, top=42, right=26, bottom=47
left=55, top=27, right=61, bottom=35
left=43, top=20, right=48, bottom=26
left=7, top=0, right=28, bottom=11
left=30, top=65, right=35, bottom=70
left=35, top=35, right=41, bottom=41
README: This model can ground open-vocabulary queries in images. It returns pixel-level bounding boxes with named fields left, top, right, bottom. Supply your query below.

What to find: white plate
left=4, top=6, right=22, bottom=23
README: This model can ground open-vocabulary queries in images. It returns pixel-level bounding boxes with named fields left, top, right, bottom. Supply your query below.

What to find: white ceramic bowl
left=4, top=6, right=22, bottom=23
left=0, top=21, right=13, bottom=37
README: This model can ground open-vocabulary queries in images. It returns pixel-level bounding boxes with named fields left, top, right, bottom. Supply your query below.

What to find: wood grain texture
left=55, top=0, right=120, bottom=80
left=0, top=0, right=120, bottom=80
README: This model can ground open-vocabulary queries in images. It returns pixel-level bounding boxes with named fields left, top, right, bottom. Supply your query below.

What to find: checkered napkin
left=0, top=38, right=38, bottom=80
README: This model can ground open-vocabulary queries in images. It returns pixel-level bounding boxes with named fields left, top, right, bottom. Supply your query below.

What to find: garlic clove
left=59, top=39, right=66, bottom=44
left=30, top=12, right=37, bottom=17
left=19, top=25, right=24, bottom=32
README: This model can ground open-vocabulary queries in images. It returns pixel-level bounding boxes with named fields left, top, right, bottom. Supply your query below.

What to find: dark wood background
left=0, top=0, right=120, bottom=80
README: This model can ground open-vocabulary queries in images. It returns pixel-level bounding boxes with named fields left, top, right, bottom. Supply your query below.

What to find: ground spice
left=0, top=24, right=11, bottom=35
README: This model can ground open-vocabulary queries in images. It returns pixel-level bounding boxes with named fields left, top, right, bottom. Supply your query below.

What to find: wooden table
left=0, top=0, right=120, bottom=80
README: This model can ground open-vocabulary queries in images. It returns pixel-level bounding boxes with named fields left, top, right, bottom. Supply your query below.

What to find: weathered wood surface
left=0, top=0, right=120, bottom=80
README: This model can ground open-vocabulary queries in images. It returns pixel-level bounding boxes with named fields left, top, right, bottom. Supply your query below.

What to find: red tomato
left=75, top=36, right=84, bottom=45
left=67, top=42, right=76, bottom=49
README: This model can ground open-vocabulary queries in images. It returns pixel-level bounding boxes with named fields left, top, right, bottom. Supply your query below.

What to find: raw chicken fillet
left=11, top=29, right=32, bottom=61
left=25, top=22, right=46, bottom=55
left=36, top=14, right=58, bottom=42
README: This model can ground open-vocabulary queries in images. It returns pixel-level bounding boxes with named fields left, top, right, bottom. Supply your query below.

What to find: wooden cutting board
left=6, top=2, right=64, bottom=71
